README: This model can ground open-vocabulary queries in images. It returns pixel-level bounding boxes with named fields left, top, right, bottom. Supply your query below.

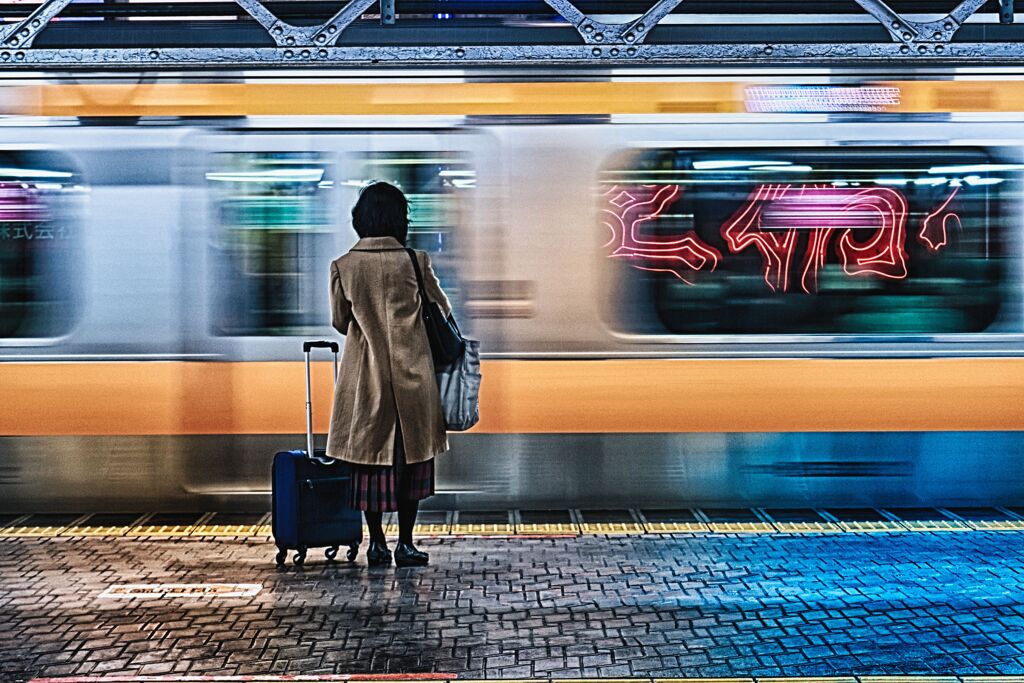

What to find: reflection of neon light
left=919, top=187, right=960, bottom=252
left=693, top=160, right=791, bottom=170
left=964, top=175, right=1003, bottom=186
left=601, top=184, right=721, bottom=284
left=835, top=188, right=908, bottom=281
left=928, top=163, right=1024, bottom=174
left=722, top=185, right=909, bottom=292
left=206, top=169, right=325, bottom=183
left=604, top=180, right=973, bottom=293
left=721, top=183, right=800, bottom=292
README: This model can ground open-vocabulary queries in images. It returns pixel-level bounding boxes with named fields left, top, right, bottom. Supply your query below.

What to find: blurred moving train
left=1, top=75, right=1023, bottom=512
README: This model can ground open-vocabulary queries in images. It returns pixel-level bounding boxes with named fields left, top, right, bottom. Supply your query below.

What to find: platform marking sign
left=98, top=583, right=262, bottom=599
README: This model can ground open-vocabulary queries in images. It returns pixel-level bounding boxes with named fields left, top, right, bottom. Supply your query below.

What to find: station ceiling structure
left=0, top=0, right=1020, bottom=69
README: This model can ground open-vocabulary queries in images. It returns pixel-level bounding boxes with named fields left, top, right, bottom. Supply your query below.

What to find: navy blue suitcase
left=272, top=340, right=362, bottom=567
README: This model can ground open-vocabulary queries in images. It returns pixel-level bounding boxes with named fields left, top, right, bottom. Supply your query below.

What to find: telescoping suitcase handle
left=304, top=340, right=339, bottom=462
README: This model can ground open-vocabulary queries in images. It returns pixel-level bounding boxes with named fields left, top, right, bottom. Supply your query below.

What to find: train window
left=208, top=151, right=335, bottom=336
left=344, top=151, right=472, bottom=317
left=0, top=151, right=83, bottom=339
left=600, top=147, right=1015, bottom=335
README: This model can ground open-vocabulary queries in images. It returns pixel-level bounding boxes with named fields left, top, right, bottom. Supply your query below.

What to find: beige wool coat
left=325, top=236, right=452, bottom=466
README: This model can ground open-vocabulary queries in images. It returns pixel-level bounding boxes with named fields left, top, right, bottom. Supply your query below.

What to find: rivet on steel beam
left=592, top=47, right=601, bottom=55
left=19, top=28, right=28, bottom=37
left=900, top=45, right=910, bottom=53
left=15, top=51, right=24, bottom=60
left=301, top=49, right=310, bottom=57
left=1, top=52, right=10, bottom=61
left=285, top=36, right=295, bottom=45
left=902, top=31, right=912, bottom=40
left=764, top=45, right=773, bottom=55
left=455, top=47, right=465, bottom=57
left=610, top=48, right=619, bottom=56
left=583, top=24, right=593, bottom=33
left=627, top=46, right=637, bottom=55
left=891, top=21, right=900, bottom=28
left=944, top=22, right=953, bottom=30
left=318, top=49, right=328, bottom=57
left=625, top=33, right=635, bottom=42
left=316, top=35, right=326, bottom=43
left=328, top=25, right=337, bottom=33
left=918, top=44, right=927, bottom=53
left=7, top=37, right=16, bottom=45
left=273, top=26, right=283, bottom=35
left=637, top=23, right=645, bottom=31
left=285, top=49, right=294, bottom=57
left=594, top=32, right=603, bottom=41
left=149, top=50, right=159, bottom=59
left=933, top=31, right=942, bottom=39
left=31, top=19, right=40, bottom=28
left=936, top=44, right=945, bottom=52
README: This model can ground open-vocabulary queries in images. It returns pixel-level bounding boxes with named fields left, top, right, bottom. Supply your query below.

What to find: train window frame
left=597, top=142, right=1024, bottom=346
left=191, top=129, right=481, bottom=358
left=0, top=149, right=85, bottom=347
left=337, top=146, right=474, bottom=324
left=206, top=148, right=340, bottom=338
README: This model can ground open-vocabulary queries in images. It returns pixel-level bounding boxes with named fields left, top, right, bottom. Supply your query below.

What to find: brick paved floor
left=1, top=532, right=1023, bottom=681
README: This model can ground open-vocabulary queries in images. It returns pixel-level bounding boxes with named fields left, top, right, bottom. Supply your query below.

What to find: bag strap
left=405, top=247, right=430, bottom=304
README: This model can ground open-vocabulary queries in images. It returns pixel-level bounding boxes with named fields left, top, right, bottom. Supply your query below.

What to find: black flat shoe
left=394, top=542, right=429, bottom=567
left=366, top=540, right=392, bottom=566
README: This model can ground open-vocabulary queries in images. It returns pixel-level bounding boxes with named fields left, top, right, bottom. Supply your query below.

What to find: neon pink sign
left=601, top=184, right=721, bottom=284
left=603, top=183, right=962, bottom=293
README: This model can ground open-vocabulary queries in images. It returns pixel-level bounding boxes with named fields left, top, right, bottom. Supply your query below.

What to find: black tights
left=364, top=498, right=419, bottom=546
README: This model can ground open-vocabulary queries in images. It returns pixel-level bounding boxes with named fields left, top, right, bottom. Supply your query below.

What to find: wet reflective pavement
left=1, top=531, right=1023, bottom=680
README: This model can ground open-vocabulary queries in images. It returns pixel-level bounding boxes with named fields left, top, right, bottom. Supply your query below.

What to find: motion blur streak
left=0, top=75, right=1023, bottom=510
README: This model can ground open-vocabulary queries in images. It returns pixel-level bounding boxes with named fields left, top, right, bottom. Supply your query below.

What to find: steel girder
left=0, top=0, right=1018, bottom=69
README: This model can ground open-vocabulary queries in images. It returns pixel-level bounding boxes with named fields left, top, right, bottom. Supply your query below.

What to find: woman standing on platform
left=325, top=181, right=451, bottom=567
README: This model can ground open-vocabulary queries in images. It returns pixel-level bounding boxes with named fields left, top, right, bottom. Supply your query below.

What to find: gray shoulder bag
left=406, top=249, right=481, bottom=432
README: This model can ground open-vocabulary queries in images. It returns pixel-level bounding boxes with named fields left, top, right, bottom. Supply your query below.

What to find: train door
left=176, top=126, right=486, bottom=503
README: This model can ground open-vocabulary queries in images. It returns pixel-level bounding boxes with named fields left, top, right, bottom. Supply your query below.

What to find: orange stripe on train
left=1, top=359, right=1023, bottom=436
left=3, top=80, right=1024, bottom=117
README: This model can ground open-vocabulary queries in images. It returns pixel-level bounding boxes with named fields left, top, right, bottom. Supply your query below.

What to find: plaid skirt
left=348, top=423, right=435, bottom=512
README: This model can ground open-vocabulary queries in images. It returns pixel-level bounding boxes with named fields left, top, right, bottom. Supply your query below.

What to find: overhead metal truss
left=0, top=0, right=1021, bottom=69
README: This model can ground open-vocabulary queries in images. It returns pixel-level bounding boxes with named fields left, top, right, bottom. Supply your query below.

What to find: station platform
left=1, top=508, right=1023, bottom=682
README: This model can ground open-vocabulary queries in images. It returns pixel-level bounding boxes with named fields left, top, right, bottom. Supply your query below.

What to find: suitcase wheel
left=347, top=543, right=359, bottom=562
left=275, top=547, right=287, bottom=567
left=293, top=547, right=307, bottom=567
left=325, top=546, right=339, bottom=562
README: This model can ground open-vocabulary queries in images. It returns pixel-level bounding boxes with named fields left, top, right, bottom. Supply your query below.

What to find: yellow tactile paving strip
left=5, top=513, right=1024, bottom=539
left=644, top=521, right=711, bottom=533
left=771, top=522, right=843, bottom=533
left=706, top=522, right=777, bottom=534
left=965, top=520, right=1024, bottom=531
left=833, top=520, right=907, bottom=533
left=900, top=520, right=972, bottom=532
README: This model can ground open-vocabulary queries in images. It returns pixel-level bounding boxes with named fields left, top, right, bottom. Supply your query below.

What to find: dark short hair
left=351, top=181, right=409, bottom=244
